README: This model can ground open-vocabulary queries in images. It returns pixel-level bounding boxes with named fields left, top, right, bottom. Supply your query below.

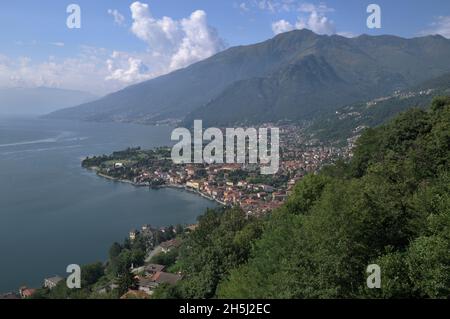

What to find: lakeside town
left=1, top=125, right=356, bottom=299
left=81, top=125, right=355, bottom=217
left=0, top=223, right=191, bottom=299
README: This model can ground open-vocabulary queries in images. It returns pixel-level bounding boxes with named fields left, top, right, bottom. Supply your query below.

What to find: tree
left=117, top=270, right=137, bottom=296
left=82, top=262, right=105, bottom=287
left=109, top=242, right=122, bottom=260
left=219, top=99, right=450, bottom=299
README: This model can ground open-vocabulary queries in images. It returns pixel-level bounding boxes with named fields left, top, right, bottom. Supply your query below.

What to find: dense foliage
left=308, top=73, right=450, bottom=143
left=157, top=97, right=450, bottom=299
left=31, top=224, right=179, bottom=299
left=32, top=98, right=449, bottom=299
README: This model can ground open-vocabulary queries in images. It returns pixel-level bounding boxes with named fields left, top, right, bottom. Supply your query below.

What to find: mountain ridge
left=46, top=30, right=450, bottom=126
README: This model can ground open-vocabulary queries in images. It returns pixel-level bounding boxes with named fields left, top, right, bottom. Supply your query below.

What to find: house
left=141, top=225, right=155, bottom=241
left=96, top=283, right=119, bottom=295
left=19, top=287, right=37, bottom=299
left=151, top=271, right=182, bottom=285
left=160, top=239, right=181, bottom=253
left=260, top=185, right=275, bottom=193
left=144, top=264, right=165, bottom=276
left=237, top=181, right=247, bottom=188
left=129, top=229, right=139, bottom=241
left=186, top=224, right=198, bottom=232
left=44, top=276, right=63, bottom=289
left=120, top=289, right=151, bottom=299
left=186, top=180, right=201, bottom=190
left=137, top=277, right=159, bottom=295
left=0, top=292, right=21, bottom=299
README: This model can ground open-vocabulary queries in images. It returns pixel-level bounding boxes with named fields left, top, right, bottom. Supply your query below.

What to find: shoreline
left=89, top=168, right=225, bottom=206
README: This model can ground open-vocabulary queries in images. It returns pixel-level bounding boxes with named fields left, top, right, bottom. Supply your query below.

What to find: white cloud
left=106, top=51, right=151, bottom=83
left=420, top=16, right=450, bottom=38
left=170, top=10, right=224, bottom=70
left=295, top=9, right=335, bottom=35
left=0, top=2, right=225, bottom=95
left=337, top=31, right=357, bottom=38
left=272, top=19, right=294, bottom=35
left=50, top=42, right=65, bottom=47
left=257, top=0, right=293, bottom=13
left=108, top=9, right=126, bottom=26
left=240, top=1, right=333, bottom=14
left=298, top=3, right=334, bottom=14
left=108, top=1, right=225, bottom=84
left=271, top=3, right=335, bottom=35
left=0, top=47, right=118, bottom=95
left=239, top=3, right=250, bottom=12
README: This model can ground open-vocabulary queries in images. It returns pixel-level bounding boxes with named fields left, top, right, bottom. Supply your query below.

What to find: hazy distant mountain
left=47, top=30, right=450, bottom=126
left=0, top=87, right=97, bottom=115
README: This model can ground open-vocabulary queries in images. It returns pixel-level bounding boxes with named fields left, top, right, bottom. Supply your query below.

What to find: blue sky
left=0, top=0, right=449, bottom=95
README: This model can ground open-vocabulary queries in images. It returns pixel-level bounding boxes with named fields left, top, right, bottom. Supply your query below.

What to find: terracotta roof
left=21, top=288, right=37, bottom=298
left=120, top=290, right=151, bottom=299
left=160, top=239, right=181, bottom=249
left=144, top=264, right=165, bottom=274
left=151, top=272, right=182, bottom=285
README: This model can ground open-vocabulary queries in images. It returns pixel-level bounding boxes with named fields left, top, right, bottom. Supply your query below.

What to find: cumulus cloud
left=108, top=9, right=126, bottom=26
left=0, top=2, right=225, bottom=95
left=272, top=19, right=294, bottom=35
left=106, top=51, right=151, bottom=83
left=104, top=1, right=225, bottom=84
left=169, top=10, right=224, bottom=70
left=420, top=16, right=450, bottom=38
left=295, top=9, right=335, bottom=35
left=271, top=2, right=335, bottom=35
left=0, top=47, right=119, bottom=95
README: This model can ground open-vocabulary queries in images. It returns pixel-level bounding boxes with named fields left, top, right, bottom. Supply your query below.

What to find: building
left=44, top=276, right=63, bottom=289
left=0, top=292, right=21, bottom=299
left=137, top=277, right=159, bottom=295
left=120, top=289, right=151, bottom=299
left=160, top=239, right=181, bottom=253
left=186, top=181, right=201, bottom=190
left=19, top=287, right=37, bottom=299
left=129, top=229, right=139, bottom=241
left=186, top=224, right=198, bottom=232
left=96, top=283, right=119, bottom=295
left=144, top=264, right=165, bottom=276
left=151, top=271, right=182, bottom=285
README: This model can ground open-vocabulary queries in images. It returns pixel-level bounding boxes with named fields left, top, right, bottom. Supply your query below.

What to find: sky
left=0, top=0, right=449, bottom=96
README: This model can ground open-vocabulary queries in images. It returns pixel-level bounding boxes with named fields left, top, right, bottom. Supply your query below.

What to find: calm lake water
left=0, top=116, right=216, bottom=292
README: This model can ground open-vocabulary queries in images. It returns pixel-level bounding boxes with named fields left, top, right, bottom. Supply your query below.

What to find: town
left=81, top=125, right=355, bottom=216
left=0, top=124, right=356, bottom=300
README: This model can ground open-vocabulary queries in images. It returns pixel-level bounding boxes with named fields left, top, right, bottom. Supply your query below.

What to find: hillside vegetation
left=155, top=97, right=450, bottom=299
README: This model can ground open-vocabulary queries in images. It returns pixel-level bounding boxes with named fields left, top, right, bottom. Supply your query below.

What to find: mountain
left=47, top=30, right=450, bottom=126
left=216, top=98, right=450, bottom=299
left=0, top=87, right=96, bottom=115
left=306, top=72, right=450, bottom=143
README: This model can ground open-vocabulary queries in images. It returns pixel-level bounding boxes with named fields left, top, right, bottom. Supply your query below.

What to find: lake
left=0, top=116, right=216, bottom=292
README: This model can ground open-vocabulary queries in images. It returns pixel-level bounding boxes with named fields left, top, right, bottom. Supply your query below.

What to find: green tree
left=117, top=270, right=137, bottom=296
